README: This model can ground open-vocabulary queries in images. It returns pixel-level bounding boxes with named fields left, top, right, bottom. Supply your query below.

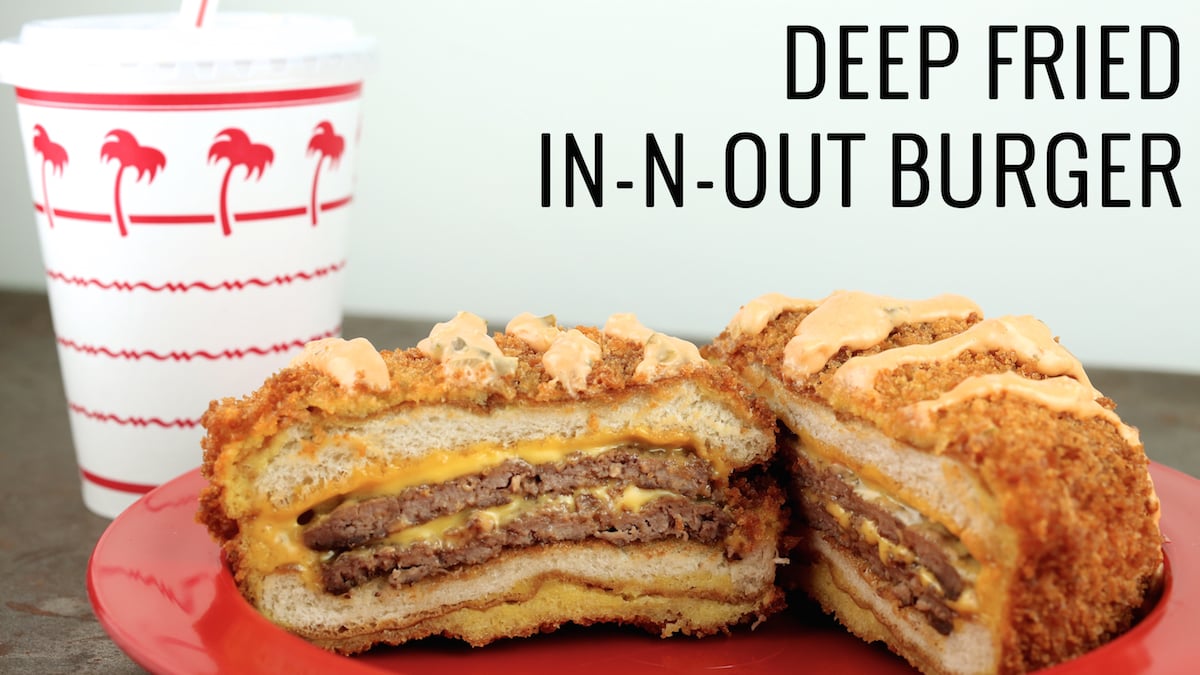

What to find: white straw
left=179, top=0, right=219, bottom=28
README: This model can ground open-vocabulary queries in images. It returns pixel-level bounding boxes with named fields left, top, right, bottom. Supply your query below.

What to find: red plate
left=89, top=463, right=1199, bottom=675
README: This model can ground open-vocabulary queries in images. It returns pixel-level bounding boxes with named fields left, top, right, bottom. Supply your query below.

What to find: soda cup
left=0, top=12, right=374, bottom=517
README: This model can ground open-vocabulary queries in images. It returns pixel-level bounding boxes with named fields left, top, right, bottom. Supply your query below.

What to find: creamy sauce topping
left=383, top=485, right=680, bottom=548
left=603, top=313, right=707, bottom=383
left=505, top=312, right=562, bottom=352
left=543, top=329, right=602, bottom=397
left=833, top=315, right=1096, bottom=394
left=385, top=495, right=564, bottom=547
left=603, top=313, right=655, bottom=344
left=288, top=337, right=389, bottom=391
left=850, top=477, right=925, bottom=528
left=634, top=333, right=704, bottom=383
left=782, top=291, right=982, bottom=381
left=903, top=372, right=1140, bottom=445
left=417, top=312, right=518, bottom=385
left=727, top=292, right=818, bottom=339
left=618, top=485, right=678, bottom=511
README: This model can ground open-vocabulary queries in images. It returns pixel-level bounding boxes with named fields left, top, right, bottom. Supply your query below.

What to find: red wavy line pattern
left=80, top=468, right=158, bottom=495
left=45, top=260, right=345, bottom=292
left=69, top=402, right=200, bottom=429
left=56, top=325, right=341, bottom=361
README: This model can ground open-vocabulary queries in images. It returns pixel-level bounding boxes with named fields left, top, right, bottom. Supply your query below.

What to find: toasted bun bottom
left=256, top=538, right=784, bottom=654
left=800, top=536, right=994, bottom=675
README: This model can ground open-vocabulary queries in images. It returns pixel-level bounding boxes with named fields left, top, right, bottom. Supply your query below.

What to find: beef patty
left=785, top=438, right=976, bottom=635
left=322, top=491, right=731, bottom=594
left=300, top=445, right=733, bottom=594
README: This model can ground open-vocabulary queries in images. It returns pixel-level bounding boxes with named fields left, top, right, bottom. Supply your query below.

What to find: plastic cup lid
left=0, top=12, right=375, bottom=93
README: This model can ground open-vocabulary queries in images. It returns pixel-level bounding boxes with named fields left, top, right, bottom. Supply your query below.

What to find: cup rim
left=0, top=11, right=376, bottom=91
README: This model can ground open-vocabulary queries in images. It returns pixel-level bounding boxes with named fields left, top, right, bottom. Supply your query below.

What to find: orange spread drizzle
left=902, top=372, right=1140, bottom=446
left=602, top=313, right=703, bottom=383
left=603, top=313, right=655, bottom=344
left=782, top=291, right=982, bottom=381
left=832, top=315, right=1096, bottom=395
left=543, top=329, right=602, bottom=396
left=727, top=292, right=818, bottom=339
left=505, top=312, right=562, bottom=352
left=736, top=289, right=1132, bottom=446
left=417, top=312, right=518, bottom=385
left=288, top=337, right=389, bottom=390
left=634, top=333, right=704, bottom=383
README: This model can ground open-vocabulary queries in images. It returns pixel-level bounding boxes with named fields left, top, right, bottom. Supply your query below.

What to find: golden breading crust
left=199, top=324, right=775, bottom=559
left=705, top=301, right=1163, bottom=674
left=202, top=326, right=770, bottom=451
left=196, top=315, right=788, bottom=653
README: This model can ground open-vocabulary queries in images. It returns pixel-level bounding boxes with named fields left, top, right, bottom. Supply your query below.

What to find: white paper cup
left=0, top=13, right=374, bottom=518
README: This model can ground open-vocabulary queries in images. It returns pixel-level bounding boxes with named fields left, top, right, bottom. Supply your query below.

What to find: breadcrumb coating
left=706, top=299, right=1163, bottom=674
left=200, top=321, right=775, bottom=546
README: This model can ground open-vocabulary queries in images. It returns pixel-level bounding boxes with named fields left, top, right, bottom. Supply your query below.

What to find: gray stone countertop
left=0, top=289, right=1196, bottom=673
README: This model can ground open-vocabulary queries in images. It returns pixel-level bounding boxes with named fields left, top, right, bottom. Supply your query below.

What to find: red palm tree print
left=306, top=121, right=344, bottom=226
left=100, top=130, right=165, bottom=237
left=32, top=125, right=68, bottom=229
left=208, top=128, right=273, bottom=237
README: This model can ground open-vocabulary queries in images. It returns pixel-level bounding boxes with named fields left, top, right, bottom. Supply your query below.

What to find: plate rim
left=87, top=462, right=1200, bottom=675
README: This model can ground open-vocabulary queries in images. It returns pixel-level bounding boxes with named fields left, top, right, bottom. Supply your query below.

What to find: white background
left=1, top=1, right=1196, bottom=373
